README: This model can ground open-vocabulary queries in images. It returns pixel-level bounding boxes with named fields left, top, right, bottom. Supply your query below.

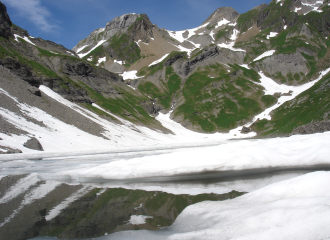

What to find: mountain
left=72, top=0, right=330, bottom=134
left=1, top=0, right=330, bottom=153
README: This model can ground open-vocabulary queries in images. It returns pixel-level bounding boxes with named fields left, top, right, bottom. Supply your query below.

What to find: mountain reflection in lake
left=0, top=169, right=313, bottom=240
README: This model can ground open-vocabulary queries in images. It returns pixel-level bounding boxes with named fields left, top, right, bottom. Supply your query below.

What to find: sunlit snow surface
left=120, top=70, right=144, bottom=80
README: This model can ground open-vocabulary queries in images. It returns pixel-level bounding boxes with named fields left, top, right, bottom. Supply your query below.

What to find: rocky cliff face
left=0, top=1, right=12, bottom=39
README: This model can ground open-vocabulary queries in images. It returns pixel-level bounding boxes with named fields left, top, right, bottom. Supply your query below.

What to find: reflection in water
left=0, top=175, right=244, bottom=240
left=0, top=151, right=326, bottom=240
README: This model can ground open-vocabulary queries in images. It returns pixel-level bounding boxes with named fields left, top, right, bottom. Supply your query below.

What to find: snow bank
left=101, top=171, right=330, bottom=240
left=253, top=50, right=276, bottom=62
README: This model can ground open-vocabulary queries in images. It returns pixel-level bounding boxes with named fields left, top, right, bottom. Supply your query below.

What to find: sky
left=2, top=0, right=269, bottom=50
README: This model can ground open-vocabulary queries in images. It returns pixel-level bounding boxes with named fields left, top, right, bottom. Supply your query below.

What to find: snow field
left=57, top=131, right=330, bottom=180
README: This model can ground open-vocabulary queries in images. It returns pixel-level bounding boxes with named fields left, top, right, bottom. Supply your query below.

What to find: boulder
left=28, top=86, right=42, bottom=97
left=241, top=126, right=251, bottom=134
left=23, top=137, right=44, bottom=151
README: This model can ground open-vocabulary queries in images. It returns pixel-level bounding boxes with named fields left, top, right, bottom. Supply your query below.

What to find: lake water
left=0, top=149, right=328, bottom=240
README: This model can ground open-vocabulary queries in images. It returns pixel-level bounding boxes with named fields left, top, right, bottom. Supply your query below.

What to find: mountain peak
left=203, top=7, right=239, bottom=24
left=105, top=13, right=139, bottom=33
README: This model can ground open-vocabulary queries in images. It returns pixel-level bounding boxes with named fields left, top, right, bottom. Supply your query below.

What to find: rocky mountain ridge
left=71, top=0, right=330, bottom=134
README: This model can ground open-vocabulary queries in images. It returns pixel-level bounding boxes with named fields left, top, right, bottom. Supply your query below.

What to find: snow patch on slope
left=166, top=23, right=209, bottom=43
left=149, top=54, right=169, bottom=66
left=253, top=50, right=276, bottom=62
left=78, top=39, right=107, bottom=58
left=302, top=0, right=324, bottom=14
left=14, top=34, right=36, bottom=46
left=253, top=68, right=330, bottom=121
left=96, top=57, right=106, bottom=66
left=266, top=32, right=278, bottom=39
left=120, top=70, right=144, bottom=80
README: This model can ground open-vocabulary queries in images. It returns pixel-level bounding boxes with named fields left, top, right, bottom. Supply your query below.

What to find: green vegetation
left=137, top=65, right=182, bottom=109
left=166, top=66, right=181, bottom=94
left=173, top=69, right=264, bottom=132
left=109, top=34, right=141, bottom=64
left=37, top=47, right=58, bottom=57
left=79, top=81, right=155, bottom=125
left=261, top=95, right=277, bottom=108
left=82, top=45, right=105, bottom=65
left=237, top=9, right=258, bottom=33
left=230, top=64, right=261, bottom=82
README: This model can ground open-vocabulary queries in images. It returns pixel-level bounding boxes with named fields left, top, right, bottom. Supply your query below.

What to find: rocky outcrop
left=178, top=46, right=245, bottom=77
left=254, top=52, right=308, bottom=77
left=164, top=54, right=185, bottom=67
left=140, top=99, right=163, bottom=116
left=73, top=13, right=139, bottom=52
left=63, top=62, right=95, bottom=77
left=290, top=120, right=330, bottom=135
left=287, top=23, right=314, bottom=39
left=241, top=126, right=251, bottom=134
left=6, top=149, right=22, bottom=154
left=104, top=13, right=139, bottom=39
left=0, top=58, right=42, bottom=87
left=23, top=137, right=44, bottom=151
left=0, top=1, right=12, bottom=39
left=128, top=14, right=154, bottom=43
